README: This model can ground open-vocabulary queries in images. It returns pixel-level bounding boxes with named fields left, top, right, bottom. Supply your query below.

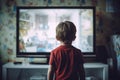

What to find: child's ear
left=56, top=36, right=59, bottom=40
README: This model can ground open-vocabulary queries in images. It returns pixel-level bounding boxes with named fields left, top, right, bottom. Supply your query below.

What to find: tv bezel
left=16, top=6, right=96, bottom=58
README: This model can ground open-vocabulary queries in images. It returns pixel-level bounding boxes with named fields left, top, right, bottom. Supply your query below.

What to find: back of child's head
left=56, top=21, right=76, bottom=44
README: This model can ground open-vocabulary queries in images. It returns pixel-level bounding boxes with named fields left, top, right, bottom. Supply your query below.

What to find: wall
left=0, top=0, right=117, bottom=64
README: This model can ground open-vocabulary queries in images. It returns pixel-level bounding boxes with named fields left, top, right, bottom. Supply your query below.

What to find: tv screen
left=17, top=6, right=95, bottom=57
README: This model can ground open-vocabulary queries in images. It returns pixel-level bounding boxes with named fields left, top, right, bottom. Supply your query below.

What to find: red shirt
left=49, top=45, right=84, bottom=80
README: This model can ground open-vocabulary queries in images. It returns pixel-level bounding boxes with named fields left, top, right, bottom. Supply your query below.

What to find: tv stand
left=2, top=62, right=108, bottom=80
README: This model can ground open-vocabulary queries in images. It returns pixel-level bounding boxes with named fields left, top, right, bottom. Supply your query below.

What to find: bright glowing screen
left=18, top=7, right=94, bottom=54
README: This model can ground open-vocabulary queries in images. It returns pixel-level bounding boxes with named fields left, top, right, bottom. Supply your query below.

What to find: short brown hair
left=56, top=21, right=76, bottom=43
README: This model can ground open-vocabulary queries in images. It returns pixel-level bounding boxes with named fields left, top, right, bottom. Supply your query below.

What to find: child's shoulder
left=51, top=45, right=64, bottom=52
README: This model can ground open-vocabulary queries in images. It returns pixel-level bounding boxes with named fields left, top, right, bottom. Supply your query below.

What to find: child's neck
left=60, top=42, right=72, bottom=46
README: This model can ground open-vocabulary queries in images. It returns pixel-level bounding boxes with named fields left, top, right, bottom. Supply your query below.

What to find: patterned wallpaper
left=0, top=0, right=112, bottom=63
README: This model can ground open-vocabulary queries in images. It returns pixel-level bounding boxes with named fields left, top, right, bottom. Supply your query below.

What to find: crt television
left=16, top=6, right=96, bottom=57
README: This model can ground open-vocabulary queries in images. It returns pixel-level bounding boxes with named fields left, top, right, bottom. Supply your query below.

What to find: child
left=47, top=21, right=85, bottom=80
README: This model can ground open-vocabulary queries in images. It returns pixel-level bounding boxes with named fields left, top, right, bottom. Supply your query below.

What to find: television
left=16, top=6, right=96, bottom=58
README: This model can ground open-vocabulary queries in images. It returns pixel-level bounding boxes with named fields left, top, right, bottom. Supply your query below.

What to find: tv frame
left=16, top=6, right=96, bottom=58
